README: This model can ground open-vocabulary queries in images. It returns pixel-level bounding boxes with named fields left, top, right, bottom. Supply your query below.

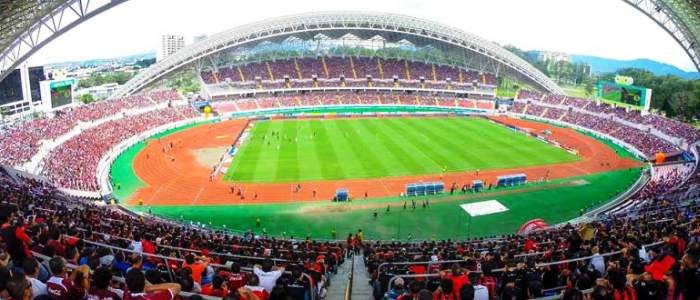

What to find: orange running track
left=127, top=116, right=643, bottom=206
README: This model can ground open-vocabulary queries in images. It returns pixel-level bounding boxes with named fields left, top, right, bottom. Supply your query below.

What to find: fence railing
left=385, top=240, right=665, bottom=292
left=44, top=237, right=317, bottom=300
left=344, top=252, right=355, bottom=300
left=31, top=251, right=222, bottom=300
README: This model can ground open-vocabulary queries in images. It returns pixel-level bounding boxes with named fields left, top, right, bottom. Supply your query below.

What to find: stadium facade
left=110, top=11, right=565, bottom=98
left=3, top=0, right=700, bottom=86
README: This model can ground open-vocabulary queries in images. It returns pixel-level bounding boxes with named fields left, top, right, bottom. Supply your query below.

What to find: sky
left=27, top=0, right=696, bottom=71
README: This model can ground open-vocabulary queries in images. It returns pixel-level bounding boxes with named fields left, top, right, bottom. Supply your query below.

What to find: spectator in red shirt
left=182, top=253, right=210, bottom=285
left=440, top=263, right=470, bottom=295
left=219, top=261, right=247, bottom=290
left=200, top=275, right=229, bottom=297
left=433, top=278, right=457, bottom=300
left=124, top=269, right=180, bottom=300
left=46, top=230, right=65, bottom=258
left=87, top=267, right=121, bottom=300
left=0, top=206, right=33, bottom=265
left=46, top=256, right=90, bottom=300
left=244, top=274, right=269, bottom=300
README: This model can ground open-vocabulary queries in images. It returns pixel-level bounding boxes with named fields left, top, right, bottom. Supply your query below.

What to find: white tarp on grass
left=460, top=200, right=508, bottom=217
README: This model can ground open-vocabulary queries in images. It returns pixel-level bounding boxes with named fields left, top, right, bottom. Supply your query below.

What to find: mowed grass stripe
left=296, top=121, right=325, bottom=180
left=226, top=117, right=581, bottom=183
left=228, top=121, right=271, bottom=181
left=250, top=121, right=284, bottom=181
left=401, top=118, right=488, bottom=169
left=434, top=118, right=522, bottom=167
left=393, top=118, right=473, bottom=171
left=381, top=118, right=462, bottom=171
left=308, top=120, right=347, bottom=180
left=333, top=119, right=389, bottom=177
left=274, top=120, right=300, bottom=181
left=346, top=119, right=416, bottom=176
left=439, top=118, right=575, bottom=168
left=415, top=118, right=494, bottom=168
left=323, top=120, right=368, bottom=178
left=359, top=119, right=428, bottom=174
left=371, top=119, right=447, bottom=172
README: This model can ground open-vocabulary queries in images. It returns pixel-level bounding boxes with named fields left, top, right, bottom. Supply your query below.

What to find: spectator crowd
left=0, top=91, right=183, bottom=168
left=0, top=148, right=699, bottom=299
left=200, top=57, right=496, bottom=92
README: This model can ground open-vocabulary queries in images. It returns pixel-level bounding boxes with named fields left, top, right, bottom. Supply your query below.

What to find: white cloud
left=27, top=0, right=695, bottom=71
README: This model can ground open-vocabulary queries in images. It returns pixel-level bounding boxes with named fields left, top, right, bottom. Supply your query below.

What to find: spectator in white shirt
left=589, top=246, right=606, bottom=275
left=253, top=259, right=285, bottom=293
left=129, top=233, right=143, bottom=254
left=473, top=283, right=489, bottom=300
left=22, top=259, right=47, bottom=299
left=459, top=281, right=489, bottom=300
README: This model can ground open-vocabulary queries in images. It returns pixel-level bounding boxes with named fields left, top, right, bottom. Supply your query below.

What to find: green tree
left=0, top=106, right=7, bottom=121
left=669, top=90, right=699, bottom=121
left=78, top=71, right=134, bottom=89
left=584, top=79, right=594, bottom=96
left=135, top=58, right=156, bottom=68
left=79, top=93, right=95, bottom=104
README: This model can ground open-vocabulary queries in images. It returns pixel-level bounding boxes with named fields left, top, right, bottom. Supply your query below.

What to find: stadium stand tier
left=0, top=69, right=699, bottom=300
left=3, top=4, right=700, bottom=298
left=514, top=90, right=696, bottom=158
left=199, top=57, right=497, bottom=101
left=0, top=149, right=699, bottom=299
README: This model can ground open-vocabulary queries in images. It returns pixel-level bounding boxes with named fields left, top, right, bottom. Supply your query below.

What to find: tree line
left=603, top=68, right=700, bottom=121
left=505, top=45, right=700, bottom=122
left=77, top=71, right=134, bottom=89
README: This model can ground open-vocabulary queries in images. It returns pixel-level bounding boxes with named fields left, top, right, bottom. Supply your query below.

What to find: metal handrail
left=68, top=232, right=291, bottom=263
left=385, top=240, right=665, bottom=292
left=76, top=225, right=345, bottom=254
left=376, top=247, right=563, bottom=276
left=344, top=253, right=355, bottom=300
left=31, top=252, right=222, bottom=300
left=77, top=226, right=341, bottom=257
left=47, top=237, right=317, bottom=300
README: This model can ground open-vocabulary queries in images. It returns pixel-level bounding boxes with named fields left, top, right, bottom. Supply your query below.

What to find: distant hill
left=47, top=51, right=156, bottom=69
left=570, top=54, right=699, bottom=80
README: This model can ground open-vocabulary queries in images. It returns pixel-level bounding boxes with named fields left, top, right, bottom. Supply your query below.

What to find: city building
left=158, top=34, right=185, bottom=61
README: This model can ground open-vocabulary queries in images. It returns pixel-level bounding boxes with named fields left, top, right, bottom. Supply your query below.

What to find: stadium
left=1, top=3, right=700, bottom=300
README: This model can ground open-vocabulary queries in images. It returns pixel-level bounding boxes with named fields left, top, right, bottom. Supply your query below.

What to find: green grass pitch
left=134, top=167, right=642, bottom=240
left=112, top=116, right=643, bottom=240
left=225, top=117, right=579, bottom=182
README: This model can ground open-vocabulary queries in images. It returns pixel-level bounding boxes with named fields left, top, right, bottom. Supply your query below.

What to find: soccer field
left=225, top=117, right=579, bottom=182
left=135, top=167, right=642, bottom=240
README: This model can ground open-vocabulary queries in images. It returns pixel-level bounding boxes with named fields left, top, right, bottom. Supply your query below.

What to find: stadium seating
left=210, top=92, right=479, bottom=114
left=517, top=89, right=700, bottom=144
left=514, top=90, right=698, bottom=157
left=0, top=92, right=174, bottom=167
left=42, top=105, right=198, bottom=191
left=0, top=169, right=336, bottom=299
left=199, top=57, right=497, bottom=93
left=0, top=154, right=698, bottom=299
left=3, top=84, right=700, bottom=300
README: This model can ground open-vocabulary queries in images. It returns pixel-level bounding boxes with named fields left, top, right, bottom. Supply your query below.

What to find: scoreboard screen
left=28, top=67, right=46, bottom=101
left=50, top=85, right=72, bottom=108
left=597, top=80, right=652, bottom=111
left=0, top=69, right=23, bottom=105
left=49, top=79, right=76, bottom=108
